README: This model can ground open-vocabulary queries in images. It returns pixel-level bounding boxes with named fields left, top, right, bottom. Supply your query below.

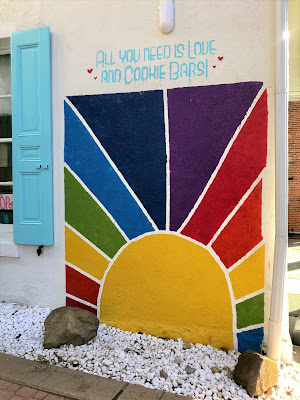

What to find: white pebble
left=0, top=302, right=298, bottom=400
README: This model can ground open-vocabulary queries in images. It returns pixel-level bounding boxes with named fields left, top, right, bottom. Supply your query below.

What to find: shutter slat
left=11, top=27, right=53, bottom=245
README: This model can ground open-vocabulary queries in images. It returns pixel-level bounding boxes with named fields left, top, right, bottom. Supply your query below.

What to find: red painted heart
left=218, top=57, right=223, bottom=61
left=87, top=68, right=93, bottom=73
left=94, top=77, right=97, bottom=80
left=213, top=65, right=216, bottom=68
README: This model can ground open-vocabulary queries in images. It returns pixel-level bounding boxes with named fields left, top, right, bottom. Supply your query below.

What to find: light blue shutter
left=11, top=27, right=53, bottom=245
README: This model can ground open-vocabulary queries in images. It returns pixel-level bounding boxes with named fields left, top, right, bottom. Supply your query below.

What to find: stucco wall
left=0, top=0, right=275, bottom=352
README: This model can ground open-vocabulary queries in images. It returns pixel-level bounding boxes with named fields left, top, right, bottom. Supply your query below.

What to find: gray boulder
left=233, top=350, right=278, bottom=396
left=43, top=306, right=99, bottom=349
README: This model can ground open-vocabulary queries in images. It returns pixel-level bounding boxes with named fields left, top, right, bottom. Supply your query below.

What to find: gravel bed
left=0, top=303, right=299, bottom=400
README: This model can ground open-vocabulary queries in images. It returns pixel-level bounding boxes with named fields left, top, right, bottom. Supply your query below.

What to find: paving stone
left=16, top=386, right=38, bottom=397
left=7, top=383, right=21, bottom=392
left=118, top=384, right=163, bottom=399
left=0, top=379, right=12, bottom=390
left=10, top=396, right=24, bottom=400
left=0, top=389, right=14, bottom=399
left=28, top=398, right=44, bottom=400
left=33, top=390, right=49, bottom=399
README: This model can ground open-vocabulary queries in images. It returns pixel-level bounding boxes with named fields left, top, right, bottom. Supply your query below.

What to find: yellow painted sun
left=100, top=233, right=234, bottom=349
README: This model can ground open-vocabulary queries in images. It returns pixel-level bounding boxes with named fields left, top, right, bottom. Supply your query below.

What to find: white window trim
left=0, top=224, right=12, bottom=233
left=0, top=242, right=19, bottom=257
left=0, top=37, right=19, bottom=256
left=0, top=226, right=19, bottom=257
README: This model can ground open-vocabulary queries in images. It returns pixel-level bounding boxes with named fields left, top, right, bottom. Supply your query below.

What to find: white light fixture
left=159, top=0, right=175, bottom=34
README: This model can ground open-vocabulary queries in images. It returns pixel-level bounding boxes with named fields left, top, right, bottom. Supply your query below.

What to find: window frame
left=0, top=36, right=18, bottom=256
left=0, top=96, right=13, bottom=227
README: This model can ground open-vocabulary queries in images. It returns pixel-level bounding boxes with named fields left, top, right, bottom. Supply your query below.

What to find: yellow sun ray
left=65, top=225, right=109, bottom=281
left=229, top=245, right=265, bottom=300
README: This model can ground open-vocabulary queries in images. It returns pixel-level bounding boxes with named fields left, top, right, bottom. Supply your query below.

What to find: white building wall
left=0, top=1, right=275, bottom=349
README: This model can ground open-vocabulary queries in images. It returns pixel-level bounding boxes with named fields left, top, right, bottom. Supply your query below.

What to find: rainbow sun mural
left=64, top=82, right=268, bottom=353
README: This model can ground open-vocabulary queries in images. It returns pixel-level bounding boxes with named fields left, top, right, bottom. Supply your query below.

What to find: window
left=0, top=28, right=53, bottom=250
left=0, top=38, right=12, bottom=227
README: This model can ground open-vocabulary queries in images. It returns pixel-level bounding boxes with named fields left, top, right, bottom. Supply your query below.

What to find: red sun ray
left=66, top=296, right=97, bottom=315
left=211, top=180, right=263, bottom=269
left=181, top=90, right=267, bottom=245
left=66, top=264, right=100, bottom=306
